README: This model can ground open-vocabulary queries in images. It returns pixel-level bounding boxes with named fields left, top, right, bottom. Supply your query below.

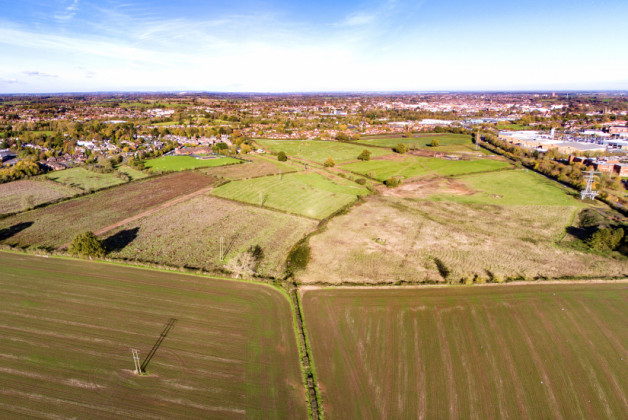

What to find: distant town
left=1, top=91, right=627, bottom=206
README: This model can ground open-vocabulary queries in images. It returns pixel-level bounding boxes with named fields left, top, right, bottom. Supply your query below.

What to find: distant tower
left=550, top=128, right=555, bottom=139
left=580, top=170, right=600, bottom=200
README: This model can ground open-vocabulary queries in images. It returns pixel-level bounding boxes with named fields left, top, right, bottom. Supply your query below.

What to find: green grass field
left=256, top=139, right=390, bottom=164
left=152, top=121, right=179, bottom=126
left=303, top=283, right=628, bottom=419
left=212, top=172, right=368, bottom=219
left=342, top=156, right=510, bottom=181
left=435, top=169, right=586, bottom=206
left=0, top=180, right=79, bottom=215
left=105, top=194, right=317, bottom=278
left=116, top=165, right=148, bottom=181
left=144, top=155, right=240, bottom=171
left=45, top=167, right=126, bottom=191
left=358, top=133, right=470, bottom=148
left=0, top=252, right=307, bottom=419
left=200, top=155, right=298, bottom=180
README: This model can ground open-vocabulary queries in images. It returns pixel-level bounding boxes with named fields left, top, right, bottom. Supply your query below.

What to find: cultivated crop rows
left=0, top=253, right=307, bottom=419
left=0, top=172, right=217, bottom=248
left=302, top=284, right=628, bottom=419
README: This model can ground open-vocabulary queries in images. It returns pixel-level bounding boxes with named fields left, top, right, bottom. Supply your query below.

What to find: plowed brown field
left=302, top=283, right=628, bottom=419
left=0, top=252, right=307, bottom=419
left=0, top=172, right=218, bottom=249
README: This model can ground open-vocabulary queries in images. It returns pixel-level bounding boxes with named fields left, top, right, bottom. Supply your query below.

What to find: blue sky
left=1, top=0, right=627, bottom=93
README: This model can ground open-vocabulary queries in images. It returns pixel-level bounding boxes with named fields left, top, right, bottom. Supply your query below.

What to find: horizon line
left=2, top=89, right=628, bottom=97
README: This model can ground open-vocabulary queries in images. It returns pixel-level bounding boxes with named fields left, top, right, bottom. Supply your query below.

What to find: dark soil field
left=0, top=172, right=217, bottom=249
left=0, top=252, right=307, bottom=419
left=302, top=283, right=628, bottom=419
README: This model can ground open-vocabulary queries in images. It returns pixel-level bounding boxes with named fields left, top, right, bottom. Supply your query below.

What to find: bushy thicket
left=384, top=177, right=402, bottom=187
left=69, top=231, right=105, bottom=258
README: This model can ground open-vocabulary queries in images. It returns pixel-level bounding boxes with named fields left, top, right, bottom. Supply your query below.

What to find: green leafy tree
left=335, top=132, right=349, bottom=141
left=357, top=150, right=371, bottom=161
left=586, top=227, right=624, bottom=251
left=69, top=231, right=106, bottom=258
left=324, top=157, right=335, bottom=167
left=429, top=139, right=440, bottom=147
left=393, top=143, right=407, bottom=154
left=384, top=177, right=402, bottom=187
left=277, top=151, right=288, bottom=161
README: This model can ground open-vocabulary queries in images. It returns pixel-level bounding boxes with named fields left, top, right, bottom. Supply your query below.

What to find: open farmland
left=302, top=283, right=628, bottom=419
left=212, top=172, right=368, bottom=219
left=105, top=194, right=317, bottom=278
left=342, top=155, right=510, bottom=182
left=300, top=194, right=627, bottom=284
left=200, top=155, right=298, bottom=180
left=0, top=172, right=217, bottom=249
left=256, top=139, right=389, bottom=164
left=45, top=167, right=127, bottom=191
left=0, top=179, right=79, bottom=215
left=144, top=155, right=240, bottom=171
left=0, top=252, right=307, bottom=419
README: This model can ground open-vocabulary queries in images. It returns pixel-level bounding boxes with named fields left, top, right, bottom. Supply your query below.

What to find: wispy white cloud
left=340, top=12, right=376, bottom=26
left=23, top=71, right=59, bottom=78
left=54, top=0, right=80, bottom=23
left=1, top=0, right=626, bottom=93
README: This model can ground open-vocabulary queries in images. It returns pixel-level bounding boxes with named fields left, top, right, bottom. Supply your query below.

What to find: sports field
left=212, top=172, right=368, bottom=219
left=256, top=139, right=389, bottom=164
left=0, top=252, right=307, bottom=419
left=302, top=283, right=628, bottom=419
left=45, top=167, right=126, bottom=191
left=144, top=155, right=240, bottom=171
left=0, top=172, right=217, bottom=249
left=105, top=194, right=317, bottom=278
left=342, top=156, right=510, bottom=181
left=0, top=179, right=79, bottom=215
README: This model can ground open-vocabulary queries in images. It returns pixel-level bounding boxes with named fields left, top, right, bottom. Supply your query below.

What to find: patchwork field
left=105, top=194, right=317, bottom=278
left=45, top=167, right=126, bottom=191
left=342, top=155, right=510, bottom=181
left=0, top=252, right=307, bottom=419
left=300, top=195, right=627, bottom=284
left=212, top=172, right=368, bottom=219
left=200, top=155, right=298, bottom=180
left=144, top=155, right=241, bottom=171
left=0, top=179, right=79, bottom=215
left=256, top=139, right=389, bottom=164
left=302, top=283, right=628, bottom=419
left=0, top=172, right=217, bottom=249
